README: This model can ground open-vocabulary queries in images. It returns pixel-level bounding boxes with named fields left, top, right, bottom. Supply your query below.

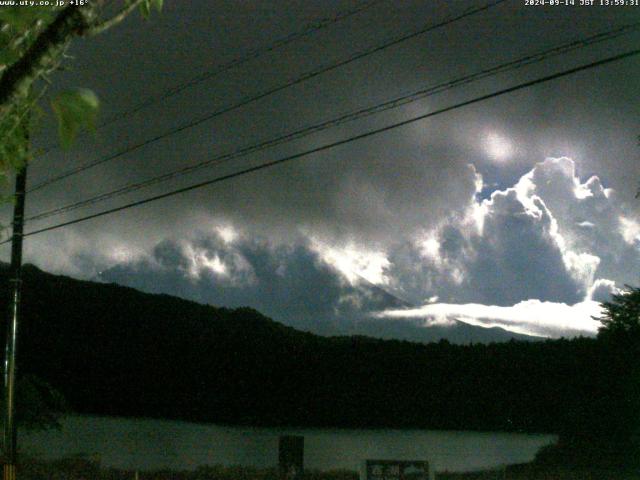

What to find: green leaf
left=138, top=0, right=161, bottom=20
left=0, top=47, right=20, bottom=69
left=150, top=0, right=163, bottom=12
left=139, top=0, right=152, bottom=19
left=0, top=7, right=53, bottom=29
left=50, top=88, right=99, bottom=149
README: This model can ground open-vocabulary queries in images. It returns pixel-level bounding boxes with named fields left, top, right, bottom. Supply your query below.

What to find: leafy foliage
left=51, top=88, right=99, bottom=149
left=0, top=89, right=34, bottom=177
left=0, top=1, right=163, bottom=183
left=0, top=7, right=56, bottom=32
left=0, top=7, right=56, bottom=181
left=0, top=9, right=51, bottom=71
left=137, top=0, right=163, bottom=19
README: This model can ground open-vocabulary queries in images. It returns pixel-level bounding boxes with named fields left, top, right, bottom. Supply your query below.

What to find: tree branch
left=0, top=4, right=100, bottom=114
left=84, top=0, right=145, bottom=36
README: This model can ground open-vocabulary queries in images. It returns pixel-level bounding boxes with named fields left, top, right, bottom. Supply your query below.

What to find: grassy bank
left=438, top=464, right=640, bottom=479
left=15, top=457, right=359, bottom=480
left=12, top=457, right=640, bottom=480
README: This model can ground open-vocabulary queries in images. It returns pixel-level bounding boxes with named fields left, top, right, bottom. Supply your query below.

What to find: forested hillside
left=0, top=265, right=632, bottom=444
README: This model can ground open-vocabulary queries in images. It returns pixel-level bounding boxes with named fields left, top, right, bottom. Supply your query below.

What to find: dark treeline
left=1, top=265, right=638, bottom=465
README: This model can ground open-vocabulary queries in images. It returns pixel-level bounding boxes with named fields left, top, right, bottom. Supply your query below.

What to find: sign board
left=365, top=460, right=432, bottom=480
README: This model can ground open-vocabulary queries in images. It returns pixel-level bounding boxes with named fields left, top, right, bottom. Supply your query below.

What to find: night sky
left=3, top=0, right=639, bottom=339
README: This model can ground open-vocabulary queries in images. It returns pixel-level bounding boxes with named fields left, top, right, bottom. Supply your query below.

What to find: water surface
left=21, top=415, right=556, bottom=473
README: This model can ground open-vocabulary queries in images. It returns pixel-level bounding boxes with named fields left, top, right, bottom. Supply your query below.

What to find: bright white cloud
left=619, top=216, right=640, bottom=245
left=378, top=299, right=603, bottom=338
left=20, top=152, right=639, bottom=342
left=392, top=157, right=638, bottom=311
left=587, top=278, right=618, bottom=303
left=22, top=230, right=148, bottom=279
left=183, top=243, right=224, bottom=280
left=171, top=233, right=258, bottom=286
left=518, top=158, right=639, bottom=286
left=215, top=224, right=238, bottom=244
left=420, top=236, right=441, bottom=260
left=309, top=238, right=391, bottom=286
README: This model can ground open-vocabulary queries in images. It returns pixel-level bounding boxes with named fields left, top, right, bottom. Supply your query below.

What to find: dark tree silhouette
left=586, top=284, right=640, bottom=467
left=596, top=285, right=640, bottom=340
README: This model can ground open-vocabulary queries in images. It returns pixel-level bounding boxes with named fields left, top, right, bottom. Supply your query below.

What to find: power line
left=33, top=0, right=385, bottom=159
left=6, top=48, right=638, bottom=244
left=27, top=0, right=507, bottom=193
left=24, top=22, right=640, bottom=224
left=47, top=0, right=387, bottom=142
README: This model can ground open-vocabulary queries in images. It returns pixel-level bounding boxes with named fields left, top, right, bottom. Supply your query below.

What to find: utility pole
left=3, top=149, right=27, bottom=480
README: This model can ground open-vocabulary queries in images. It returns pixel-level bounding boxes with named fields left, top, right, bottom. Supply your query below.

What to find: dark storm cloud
left=1, top=0, right=638, bottom=339
left=387, top=202, right=584, bottom=308
left=98, top=231, right=401, bottom=333
left=11, top=0, right=637, bottom=252
left=465, top=191, right=583, bottom=305
left=90, top=156, right=639, bottom=339
left=521, top=157, right=640, bottom=284
left=387, top=157, right=640, bottom=309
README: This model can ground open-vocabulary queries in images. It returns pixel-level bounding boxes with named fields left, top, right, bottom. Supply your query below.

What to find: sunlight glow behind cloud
left=484, top=132, right=514, bottom=162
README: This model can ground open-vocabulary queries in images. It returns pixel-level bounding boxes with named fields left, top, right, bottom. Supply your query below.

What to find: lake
left=20, top=415, right=556, bottom=473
